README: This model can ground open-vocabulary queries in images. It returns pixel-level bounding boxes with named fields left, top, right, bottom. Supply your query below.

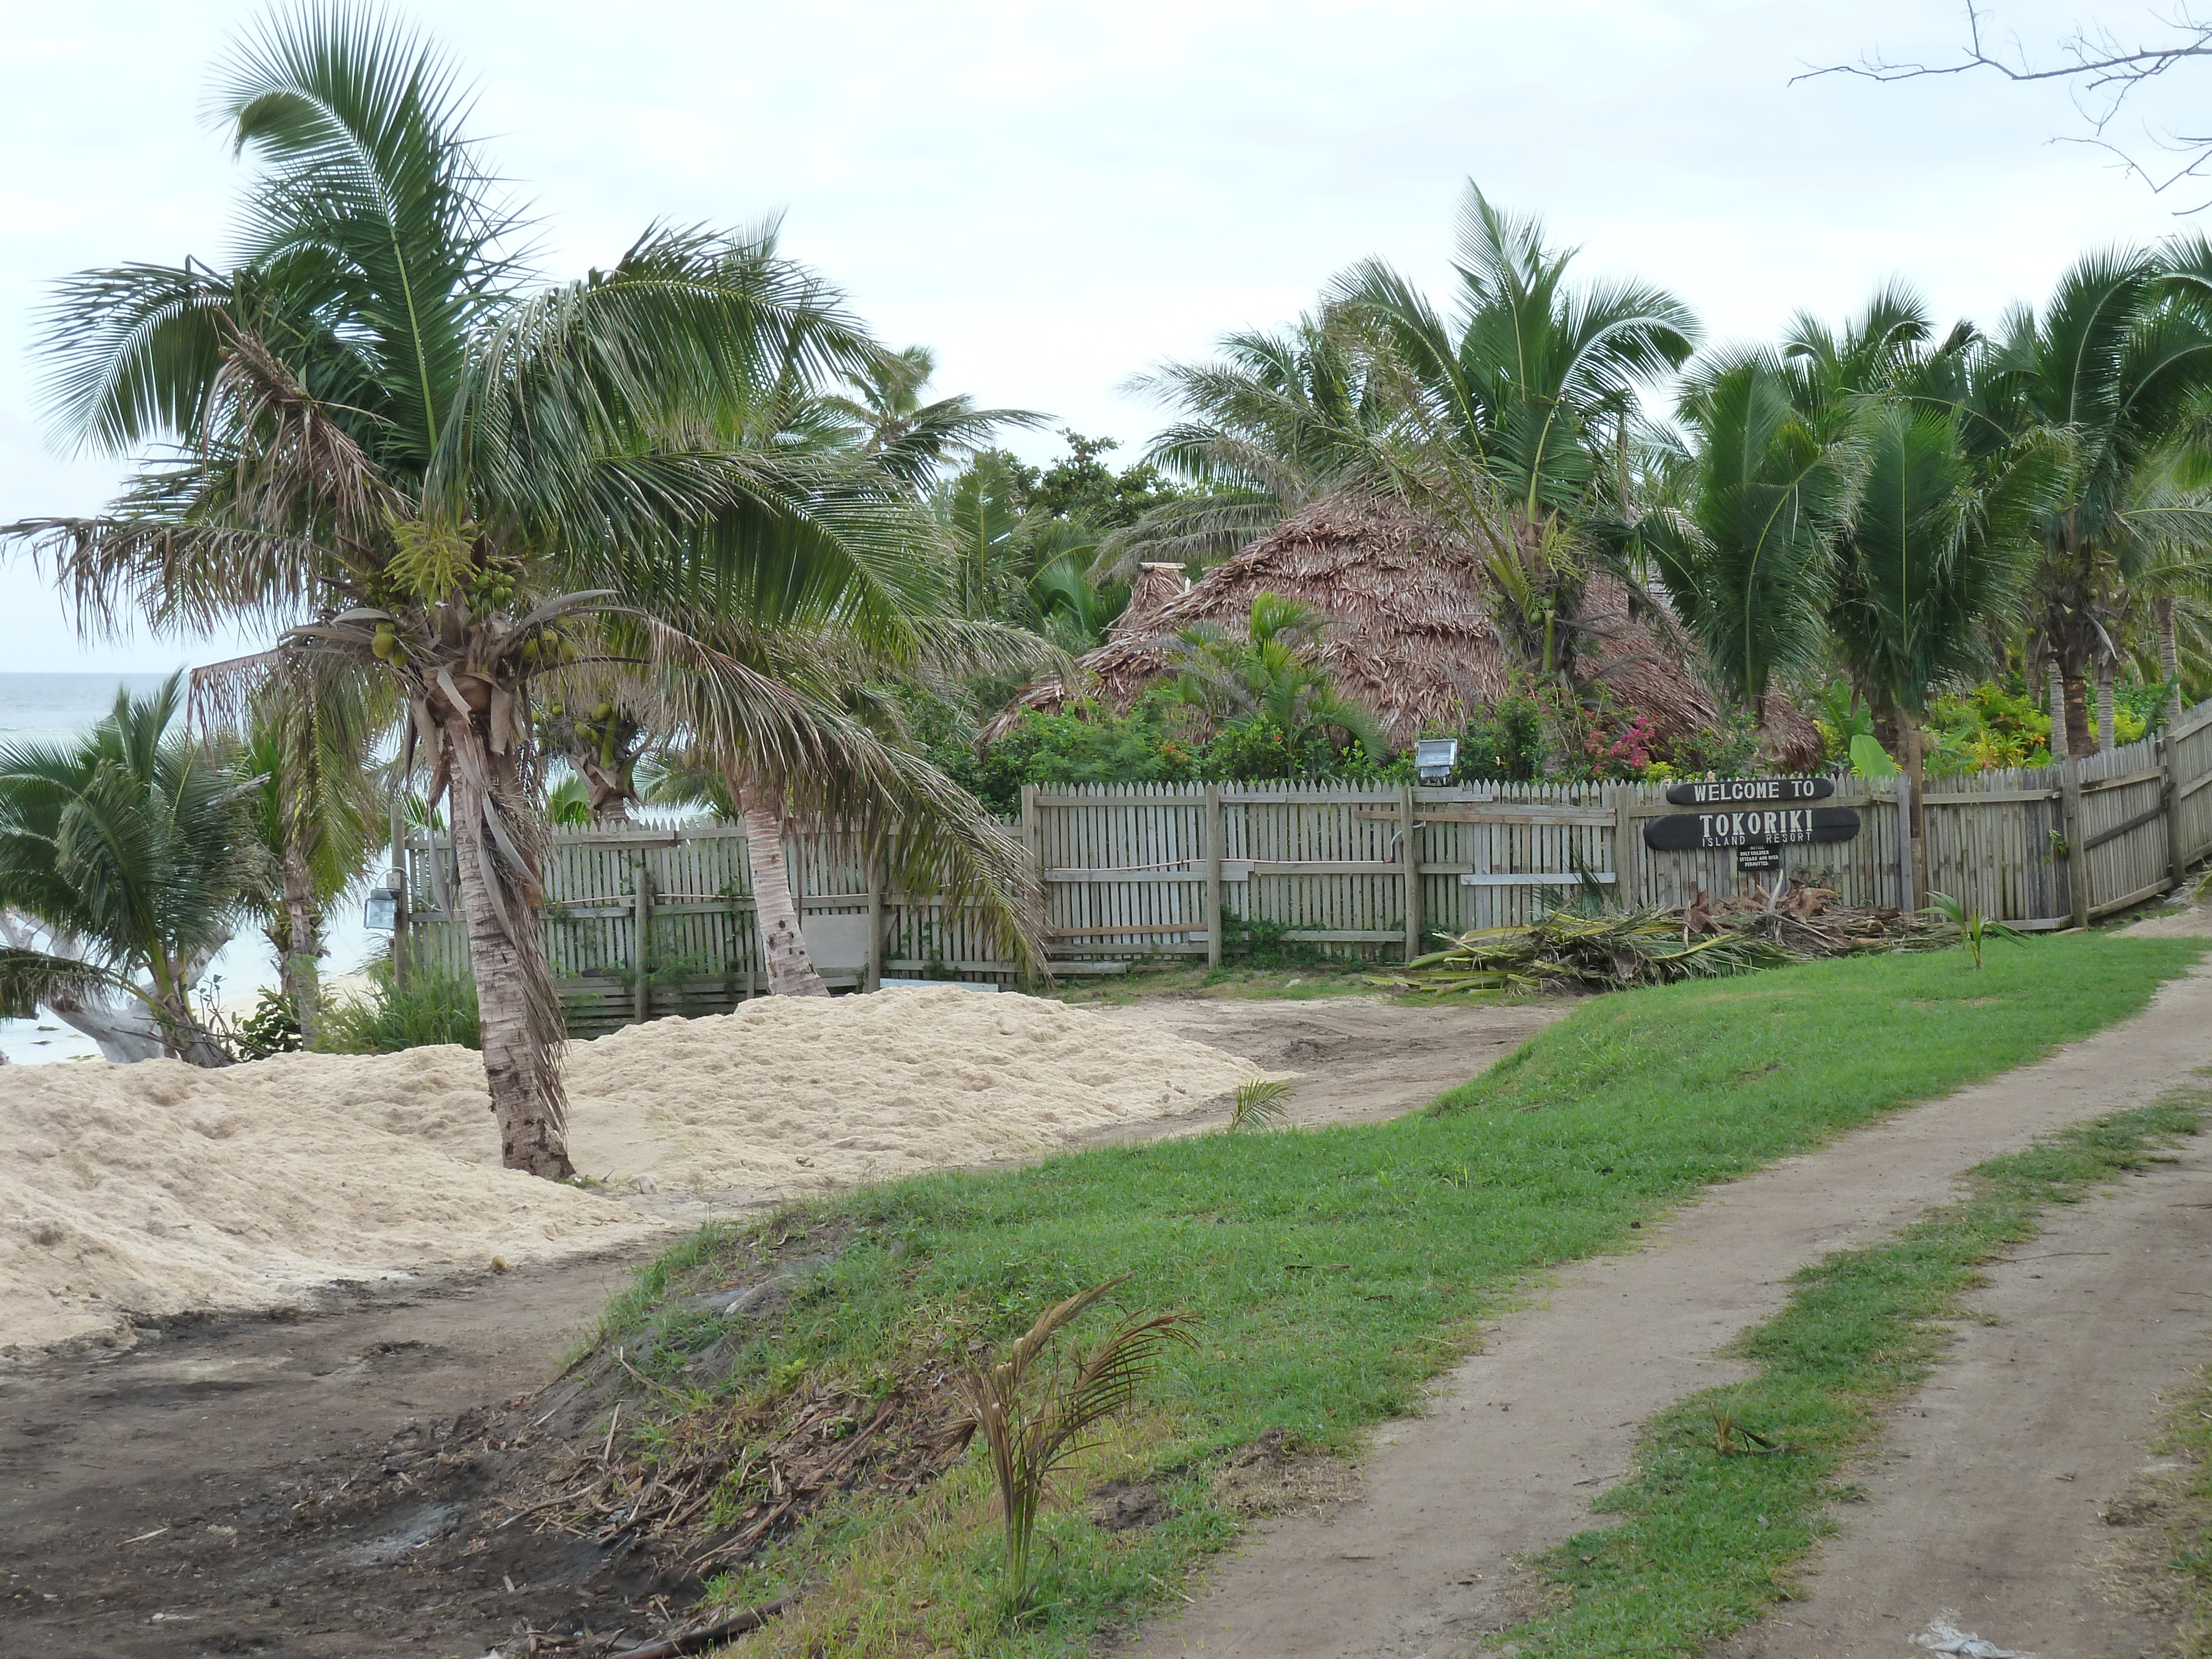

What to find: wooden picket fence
left=397, top=697, right=2212, bottom=1031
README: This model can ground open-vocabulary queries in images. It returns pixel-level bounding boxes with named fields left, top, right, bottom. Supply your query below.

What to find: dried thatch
left=987, top=494, right=1822, bottom=766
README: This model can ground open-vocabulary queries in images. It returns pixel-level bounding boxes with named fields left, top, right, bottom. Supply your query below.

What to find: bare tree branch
left=1799, top=3, right=2212, bottom=210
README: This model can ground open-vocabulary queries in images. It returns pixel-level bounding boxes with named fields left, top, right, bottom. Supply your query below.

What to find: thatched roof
left=987, top=494, right=1822, bottom=767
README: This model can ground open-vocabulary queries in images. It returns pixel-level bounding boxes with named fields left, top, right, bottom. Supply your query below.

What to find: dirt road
left=1714, top=1134, right=2212, bottom=1658
left=1116, top=955, right=2212, bottom=1658
left=0, top=993, right=1548, bottom=1657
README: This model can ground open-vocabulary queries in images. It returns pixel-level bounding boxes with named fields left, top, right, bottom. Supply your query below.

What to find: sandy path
left=1089, top=996, right=1565, bottom=1133
left=1713, top=1136, right=2212, bottom=1658
left=1117, top=952, right=2212, bottom=1658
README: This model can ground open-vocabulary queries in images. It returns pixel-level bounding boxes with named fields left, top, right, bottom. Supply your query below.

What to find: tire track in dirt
left=1115, top=953, right=2212, bottom=1659
left=1713, top=1134, right=2212, bottom=1658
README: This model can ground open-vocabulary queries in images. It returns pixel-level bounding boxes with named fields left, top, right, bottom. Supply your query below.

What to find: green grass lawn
left=589, top=933, right=2201, bottom=1656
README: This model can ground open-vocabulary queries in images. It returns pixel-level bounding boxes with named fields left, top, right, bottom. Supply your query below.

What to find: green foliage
left=1003, top=431, right=1187, bottom=531
left=1921, top=890, right=2027, bottom=969
left=315, top=957, right=481, bottom=1053
left=1228, top=1078, right=1295, bottom=1130
left=585, top=935, right=2195, bottom=1654
left=946, top=697, right=1201, bottom=816
left=1451, top=695, right=1547, bottom=782
left=954, top=1280, right=1195, bottom=1611
left=1849, top=733, right=1901, bottom=779
left=233, top=988, right=302, bottom=1060
left=1199, top=714, right=1341, bottom=782
left=1926, top=680, right=2054, bottom=771
left=1501, top=1097, right=2205, bottom=1656
left=0, top=672, right=259, bottom=1049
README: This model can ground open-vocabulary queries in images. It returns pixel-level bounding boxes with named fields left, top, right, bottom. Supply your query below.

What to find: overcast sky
left=4, top=0, right=2203, bottom=671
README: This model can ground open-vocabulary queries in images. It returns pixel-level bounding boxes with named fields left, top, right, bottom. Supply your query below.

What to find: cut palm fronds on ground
left=1373, top=909, right=1796, bottom=996
left=1371, top=884, right=1955, bottom=998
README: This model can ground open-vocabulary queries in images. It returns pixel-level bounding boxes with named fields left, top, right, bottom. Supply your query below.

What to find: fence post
left=632, top=854, right=653, bottom=1024
left=1204, top=784, right=1223, bottom=971
left=1894, top=776, right=1913, bottom=913
left=1018, top=785, right=1041, bottom=988
left=1400, top=782, right=1421, bottom=963
left=2163, top=727, right=2188, bottom=888
left=388, top=795, right=411, bottom=990
left=2058, top=755, right=2090, bottom=928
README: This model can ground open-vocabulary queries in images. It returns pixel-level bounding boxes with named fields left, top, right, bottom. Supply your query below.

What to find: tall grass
left=314, top=959, right=481, bottom=1053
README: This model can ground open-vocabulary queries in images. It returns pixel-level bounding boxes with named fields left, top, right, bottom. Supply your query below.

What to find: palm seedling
left=1921, top=890, right=2026, bottom=968
left=1228, top=1077, right=1294, bottom=1130
left=952, top=1278, right=1194, bottom=1611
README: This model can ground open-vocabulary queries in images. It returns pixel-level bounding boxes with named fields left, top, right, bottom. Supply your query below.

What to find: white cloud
left=1, top=0, right=2199, bottom=669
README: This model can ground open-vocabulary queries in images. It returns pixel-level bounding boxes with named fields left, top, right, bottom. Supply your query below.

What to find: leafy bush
left=943, top=695, right=1200, bottom=815
left=1452, top=694, right=1546, bottom=782
left=315, top=959, right=481, bottom=1053
left=233, top=990, right=302, bottom=1061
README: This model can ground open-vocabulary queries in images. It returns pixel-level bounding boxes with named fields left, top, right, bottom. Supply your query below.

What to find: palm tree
left=818, top=343, right=1042, bottom=490
left=1644, top=349, right=1862, bottom=742
left=1105, top=311, right=1392, bottom=575
left=535, top=696, right=645, bottom=825
left=1329, top=185, right=1699, bottom=702
left=237, top=664, right=386, bottom=1045
left=9, top=8, right=1039, bottom=1174
left=1976, top=247, right=2212, bottom=754
left=0, top=676, right=258, bottom=1063
left=1164, top=592, right=1386, bottom=761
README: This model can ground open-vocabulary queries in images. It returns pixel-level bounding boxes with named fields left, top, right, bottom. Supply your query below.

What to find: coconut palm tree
left=1105, top=311, right=1394, bottom=575
left=1975, top=246, right=2212, bottom=754
left=818, top=343, right=1042, bottom=491
left=237, top=664, right=387, bottom=1045
left=0, top=675, right=258, bottom=1063
left=9, top=8, right=1039, bottom=1174
left=1329, top=185, right=1699, bottom=698
left=1644, top=348, right=1863, bottom=742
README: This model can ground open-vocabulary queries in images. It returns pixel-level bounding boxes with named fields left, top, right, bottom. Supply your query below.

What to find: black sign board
left=1663, top=776, right=1835, bottom=807
left=1734, top=844, right=1784, bottom=873
left=1642, top=805, right=1862, bottom=852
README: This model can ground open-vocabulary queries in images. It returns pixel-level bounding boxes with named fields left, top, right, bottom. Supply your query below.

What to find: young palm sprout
left=952, top=1278, right=1194, bottom=1610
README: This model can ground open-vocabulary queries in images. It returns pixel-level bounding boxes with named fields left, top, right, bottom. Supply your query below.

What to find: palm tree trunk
left=2096, top=658, right=2116, bottom=750
left=740, top=773, right=828, bottom=997
left=281, top=840, right=321, bottom=1046
left=1900, top=713, right=1927, bottom=909
left=2047, top=658, right=2069, bottom=762
left=2062, top=662, right=2096, bottom=757
left=441, top=719, right=575, bottom=1179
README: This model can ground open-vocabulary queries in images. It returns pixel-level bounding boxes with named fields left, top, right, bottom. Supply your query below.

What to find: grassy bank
left=1499, top=1094, right=2209, bottom=1656
left=587, top=934, right=2200, bottom=1656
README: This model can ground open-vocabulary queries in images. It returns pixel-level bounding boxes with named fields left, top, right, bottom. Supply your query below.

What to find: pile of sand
left=1, top=988, right=1262, bottom=1354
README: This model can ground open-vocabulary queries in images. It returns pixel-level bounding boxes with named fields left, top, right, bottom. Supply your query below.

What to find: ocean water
left=0, top=672, right=377, bottom=1066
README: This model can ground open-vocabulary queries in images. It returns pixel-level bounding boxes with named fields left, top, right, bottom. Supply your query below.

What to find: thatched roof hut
left=987, top=494, right=1821, bottom=766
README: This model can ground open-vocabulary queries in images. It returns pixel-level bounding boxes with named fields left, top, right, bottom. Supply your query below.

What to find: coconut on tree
left=9, top=6, right=1040, bottom=1176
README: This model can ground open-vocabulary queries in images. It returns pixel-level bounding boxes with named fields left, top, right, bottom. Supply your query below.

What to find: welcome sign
left=1663, top=776, right=1835, bottom=806
left=1643, top=805, right=1862, bottom=851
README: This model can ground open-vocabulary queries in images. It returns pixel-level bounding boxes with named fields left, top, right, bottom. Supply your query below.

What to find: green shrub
left=315, top=958, right=481, bottom=1053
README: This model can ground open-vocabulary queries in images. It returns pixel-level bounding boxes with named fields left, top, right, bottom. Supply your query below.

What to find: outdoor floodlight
left=1415, top=737, right=1460, bottom=785
left=364, top=887, right=400, bottom=932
